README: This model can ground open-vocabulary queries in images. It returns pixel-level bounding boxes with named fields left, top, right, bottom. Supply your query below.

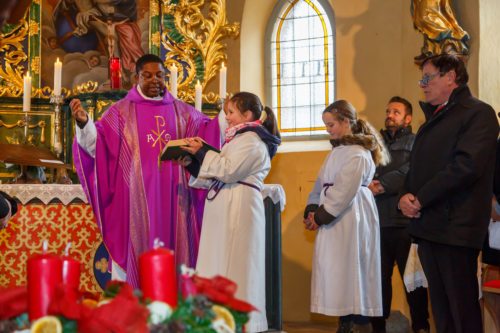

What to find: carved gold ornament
left=161, top=0, right=239, bottom=103
left=0, top=17, right=29, bottom=98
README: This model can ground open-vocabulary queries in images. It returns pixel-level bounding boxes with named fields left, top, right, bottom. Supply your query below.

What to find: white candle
left=219, top=62, right=227, bottom=99
left=53, top=58, right=62, bottom=96
left=23, top=72, right=31, bottom=112
left=195, top=80, right=202, bottom=111
left=169, top=65, right=178, bottom=99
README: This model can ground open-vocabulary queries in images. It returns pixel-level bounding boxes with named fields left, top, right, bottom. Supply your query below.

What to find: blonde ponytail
left=355, top=118, right=390, bottom=166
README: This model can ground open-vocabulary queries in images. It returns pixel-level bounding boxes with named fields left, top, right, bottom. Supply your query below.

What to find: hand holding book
left=160, top=137, right=219, bottom=162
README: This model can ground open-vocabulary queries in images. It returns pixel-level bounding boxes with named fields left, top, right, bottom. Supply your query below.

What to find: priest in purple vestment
left=71, top=54, right=223, bottom=287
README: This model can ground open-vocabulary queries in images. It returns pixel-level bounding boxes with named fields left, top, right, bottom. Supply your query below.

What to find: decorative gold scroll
left=0, top=119, right=46, bottom=144
left=161, top=0, right=240, bottom=103
left=0, top=18, right=29, bottom=98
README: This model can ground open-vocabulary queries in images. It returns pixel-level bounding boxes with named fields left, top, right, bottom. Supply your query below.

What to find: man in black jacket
left=370, top=96, right=429, bottom=333
left=399, top=54, right=498, bottom=333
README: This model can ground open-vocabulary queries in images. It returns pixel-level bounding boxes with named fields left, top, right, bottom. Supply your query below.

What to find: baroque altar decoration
left=0, top=0, right=239, bottom=176
left=0, top=0, right=239, bottom=102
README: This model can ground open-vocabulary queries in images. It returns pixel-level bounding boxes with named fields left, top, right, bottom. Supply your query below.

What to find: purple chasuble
left=73, top=87, right=221, bottom=287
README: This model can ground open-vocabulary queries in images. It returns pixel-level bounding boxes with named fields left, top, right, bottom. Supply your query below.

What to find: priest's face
left=137, top=62, right=166, bottom=98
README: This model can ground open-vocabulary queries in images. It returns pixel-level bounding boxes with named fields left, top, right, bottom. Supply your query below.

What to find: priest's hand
left=69, top=99, right=88, bottom=124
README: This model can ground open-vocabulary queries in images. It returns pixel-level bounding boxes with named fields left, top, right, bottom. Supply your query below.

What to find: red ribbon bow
left=186, top=275, right=257, bottom=313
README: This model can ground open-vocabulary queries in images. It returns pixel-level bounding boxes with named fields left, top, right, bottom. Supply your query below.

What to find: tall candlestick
left=23, top=73, right=31, bottom=112
left=53, top=58, right=62, bottom=96
left=195, top=80, right=202, bottom=111
left=109, top=57, right=121, bottom=89
left=62, top=243, right=81, bottom=292
left=139, top=239, right=177, bottom=307
left=219, top=62, right=227, bottom=100
left=27, top=241, right=63, bottom=321
left=169, top=65, right=178, bottom=99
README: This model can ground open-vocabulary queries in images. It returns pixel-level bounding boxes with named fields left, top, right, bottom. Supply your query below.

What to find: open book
left=160, top=138, right=220, bottom=161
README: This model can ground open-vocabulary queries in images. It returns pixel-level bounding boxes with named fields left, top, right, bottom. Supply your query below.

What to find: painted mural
left=42, top=0, right=149, bottom=91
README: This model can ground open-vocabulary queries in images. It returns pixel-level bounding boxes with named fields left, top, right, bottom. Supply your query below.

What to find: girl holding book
left=181, top=91, right=281, bottom=332
left=303, top=100, right=389, bottom=333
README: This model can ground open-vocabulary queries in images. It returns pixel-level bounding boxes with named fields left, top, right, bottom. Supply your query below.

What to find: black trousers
left=418, top=239, right=482, bottom=333
left=371, top=227, right=429, bottom=332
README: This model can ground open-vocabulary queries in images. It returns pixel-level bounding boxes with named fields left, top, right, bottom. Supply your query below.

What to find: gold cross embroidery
left=148, top=116, right=169, bottom=151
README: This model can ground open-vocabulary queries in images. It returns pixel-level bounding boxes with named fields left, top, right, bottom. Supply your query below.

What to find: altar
left=0, top=183, right=284, bottom=330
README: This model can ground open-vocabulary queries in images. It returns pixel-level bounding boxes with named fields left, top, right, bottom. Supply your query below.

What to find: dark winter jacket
left=374, top=127, right=414, bottom=227
left=0, top=191, right=17, bottom=219
left=405, top=85, right=498, bottom=249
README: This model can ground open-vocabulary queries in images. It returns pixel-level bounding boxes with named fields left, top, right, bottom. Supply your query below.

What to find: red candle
left=139, top=243, right=177, bottom=307
left=62, top=256, right=81, bottom=290
left=27, top=253, right=62, bottom=321
left=109, top=56, right=121, bottom=89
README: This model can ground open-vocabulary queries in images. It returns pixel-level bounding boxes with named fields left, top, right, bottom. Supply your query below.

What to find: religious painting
left=41, top=0, right=150, bottom=91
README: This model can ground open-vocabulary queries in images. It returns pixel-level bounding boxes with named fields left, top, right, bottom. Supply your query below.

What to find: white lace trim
left=0, top=184, right=88, bottom=205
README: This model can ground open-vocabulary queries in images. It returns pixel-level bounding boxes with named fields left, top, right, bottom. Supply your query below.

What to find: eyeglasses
left=418, top=72, right=441, bottom=86
left=139, top=72, right=166, bottom=82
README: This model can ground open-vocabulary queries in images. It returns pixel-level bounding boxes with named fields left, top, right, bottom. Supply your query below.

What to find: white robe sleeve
left=323, top=152, right=369, bottom=217
left=307, top=154, right=329, bottom=205
left=198, top=134, right=266, bottom=184
left=188, top=175, right=213, bottom=189
left=75, top=119, right=97, bottom=158
left=218, top=109, right=228, bottom=143
left=307, top=174, right=323, bottom=206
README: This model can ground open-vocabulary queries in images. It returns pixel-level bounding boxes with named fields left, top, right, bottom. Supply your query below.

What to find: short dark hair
left=388, top=96, right=413, bottom=116
left=135, top=54, right=164, bottom=74
left=421, top=54, right=469, bottom=85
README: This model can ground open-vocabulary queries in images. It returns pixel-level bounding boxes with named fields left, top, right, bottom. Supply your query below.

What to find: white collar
left=137, top=85, right=163, bottom=101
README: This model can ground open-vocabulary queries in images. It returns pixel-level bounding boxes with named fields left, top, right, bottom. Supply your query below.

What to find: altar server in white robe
left=303, top=100, right=390, bottom=333
left=181, top=92, right=281, bottom=333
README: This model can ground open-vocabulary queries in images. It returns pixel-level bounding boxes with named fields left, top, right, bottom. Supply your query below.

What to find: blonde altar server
left=303, top=100, right=389, bottom=333
left=181, top=92, right=281, bottom=332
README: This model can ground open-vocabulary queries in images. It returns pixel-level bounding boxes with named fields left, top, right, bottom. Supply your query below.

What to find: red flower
left=187, top=275, right=257, bottom=313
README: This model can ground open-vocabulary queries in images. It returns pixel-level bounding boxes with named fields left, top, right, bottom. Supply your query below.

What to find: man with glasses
left=70, top=54, right=224, bottom=287
left=399, top=54, right=498, bottom=333
left=369, top=96, right=429, bottom=333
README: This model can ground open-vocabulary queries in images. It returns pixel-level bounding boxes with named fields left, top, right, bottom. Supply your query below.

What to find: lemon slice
left=212, top=305, right=236, bottom=331
left=31, top=316, right=62, bottom=333
left=97, top=298, right=112, bottom=307
left=82, top=298, right=99, bottom=308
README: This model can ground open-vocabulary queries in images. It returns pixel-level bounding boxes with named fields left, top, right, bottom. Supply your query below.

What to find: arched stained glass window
left=267, top=0, right=335, bottom=137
